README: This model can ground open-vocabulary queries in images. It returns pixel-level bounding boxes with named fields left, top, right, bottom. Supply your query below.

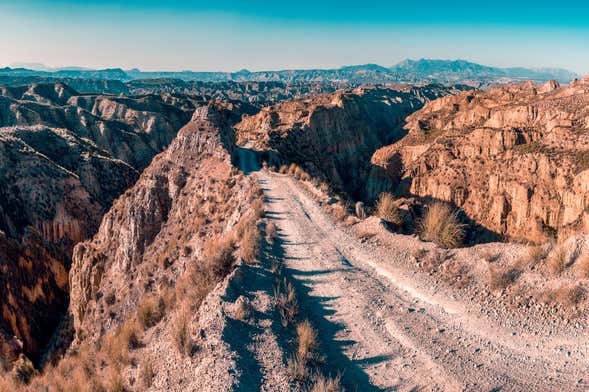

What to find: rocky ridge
left=370, top=77, right=589, bottom=242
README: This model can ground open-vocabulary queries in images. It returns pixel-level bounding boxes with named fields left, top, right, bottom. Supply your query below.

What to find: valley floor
left=250, top=171, right=588, bottom=391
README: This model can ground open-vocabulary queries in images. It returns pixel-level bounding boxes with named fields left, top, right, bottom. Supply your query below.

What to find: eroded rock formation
left=370, top=78, right=589, bottom=242
left=69, top=101, right=257, bottom=343
left=0, top=82, right=200, bottom=363
left=236, top=84, right=466, bottom=198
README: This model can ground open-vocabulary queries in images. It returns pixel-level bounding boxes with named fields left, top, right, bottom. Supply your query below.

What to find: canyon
left=1, top=70, right=589, bottom=391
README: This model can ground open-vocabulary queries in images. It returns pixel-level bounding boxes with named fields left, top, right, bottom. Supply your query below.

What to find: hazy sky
left=1, top=0, right=588, bottom=74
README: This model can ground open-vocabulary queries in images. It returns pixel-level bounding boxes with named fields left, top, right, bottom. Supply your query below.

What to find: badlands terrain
left=0, top=68, right=588, bottom=391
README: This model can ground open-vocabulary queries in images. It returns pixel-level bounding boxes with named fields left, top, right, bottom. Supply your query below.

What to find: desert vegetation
left=418, top=202, right=465, bottom=248
left=376, top=192, right=402, bottom=225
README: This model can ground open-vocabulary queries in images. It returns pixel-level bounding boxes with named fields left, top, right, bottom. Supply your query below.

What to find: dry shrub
left=546, top=245, right=568, bottom=274
left=12, top=356, right=36, bottom=386
left=355, top=202, right=366, bottom=220
left=287, top=354, right=308, bottom=382
left=252, top=198, right=265, bottom=220
left=0, top=371, right=16, bottom=391
left=234, top=297, right=252, bottom=321
left=266, top=222, right=278, bottom=242
left=137, top=296, right=164, bottom=330
left=120, top=318, right=141, bottom=350
left=239, top=222, right=261, bottom=263
left=181, top=263, right=216, bottom=311
left=296, top=320, right=318, bottom=362
left=488, top=266, right=519, bottom=292
left=104, top=330, right=130, bottom=366
left=274, top=278, right=298, bottom=327
left=418, top=202, right=465, bottom=248
left=376, top=193, right=402, bottom=225
left=171, top=306, right=193, bottom=356
left=575, top=253, right=589, bottom=278
left=287, top=163, right=298, bottom=176
left=106, top=367, right=125, bottom=392
left=554, top=284, right=585, bottom=309
left=140, top=356, right=155, bottom=388
left=526, top=244, right=547, bottom=266
left=330, top=204, right=347, bottom=222
left=203, top=236, right=235, bottom=278
left=311, top=374, right=342, bottom=392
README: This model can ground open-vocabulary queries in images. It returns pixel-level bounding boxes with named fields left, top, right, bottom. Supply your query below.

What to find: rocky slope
left=235, top=84, right=467, bottom=199
left=0, top=83, right=202, bottom=364
left=370, top=76, right=589, bottom=242
left=65, top=102, right=261, bottom=389
left=0, top=82, right=196, bottom=169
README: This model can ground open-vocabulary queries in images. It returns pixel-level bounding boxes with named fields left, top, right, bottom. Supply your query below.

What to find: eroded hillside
left=370, top=76, right=589, bottom=242
left=0, top=83, right=205, bottom=363
left=236, top=84, right=468, bottom=199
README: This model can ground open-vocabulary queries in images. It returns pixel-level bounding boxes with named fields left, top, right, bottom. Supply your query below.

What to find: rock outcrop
left=236, top=84, right=467, bottom=198
left=370, top=78, right=589, bottom=242
left=68, top=100, right=258, bottom=386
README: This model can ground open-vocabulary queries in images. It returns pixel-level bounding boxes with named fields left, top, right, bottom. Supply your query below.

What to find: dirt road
left=256, top=171, right=588, bottom=391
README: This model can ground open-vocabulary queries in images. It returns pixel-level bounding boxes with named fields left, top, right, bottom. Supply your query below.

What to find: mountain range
left=0, top=59, right=580, bottom=86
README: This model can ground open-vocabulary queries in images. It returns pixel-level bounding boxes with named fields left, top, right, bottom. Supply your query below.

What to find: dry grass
left=355, top=202, right=366, bottom=220
left=104, top=327, right=131, bottom=366
left=140, top=356, right=155, bottom=388
left=106, top=366, right=125, bottom=392
left=418, top=202, right=465, bottom=248
left=488, top=266, right=519, bottom=292
left=171, top=306, right=193, bottom=356
left=12, top=357, right=36, bottom=387
left=251, top=198, right=265, bottom=220
left=239, top=222, right=261, bottom=263
left=311, top=374, right=342, bottom=392
left=330, top=204, right=347, bottom=222
left=546, top=245, right=568, bottom=274
left=296, top=320, right=318, bottom=362
left=376, top=193, right=402, bottom=225
left=234, top=297, right=252, bottom=321
left=287, top=354, right=308, bottom=382
left=203, top=236, right=235, bottom=278
left=526, top=244, right=547, bottom=266
left=266, top=222, right=278, bottom=243
left=274, top=278, right=298, bottom=327
left=574, top=253, right=589, bottom=278
left=120, top=318, right=141, bottom=350
left=137, top=296, right=164, bottom=330
left=554, top=284, right=585, bottom=309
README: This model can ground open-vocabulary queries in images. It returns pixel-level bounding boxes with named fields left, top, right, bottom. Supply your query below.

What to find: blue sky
left=1, top=0, right=588, bottom=74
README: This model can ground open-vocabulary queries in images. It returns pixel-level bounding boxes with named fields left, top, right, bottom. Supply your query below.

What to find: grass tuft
left=376, top=193, right=402, bottom=225
left=418, top=202, right=465, bottom=248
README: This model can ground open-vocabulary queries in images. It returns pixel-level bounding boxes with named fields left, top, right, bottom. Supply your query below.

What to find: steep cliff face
left=69, top=101, right=256, bottom=350
left=235, top=85, right=466, bottom=198
left=370, top=78, right=589, bottom=242
left=0, top=83, right=202, bottom=364
left=0, top=125, right=139, bottom=363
